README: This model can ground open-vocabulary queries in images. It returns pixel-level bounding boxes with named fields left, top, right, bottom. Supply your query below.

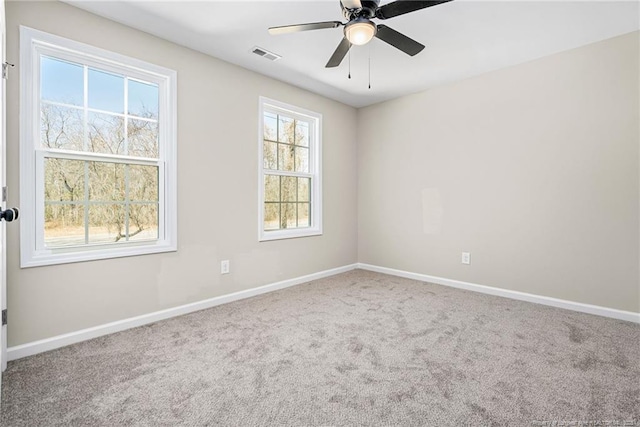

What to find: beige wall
left=5, top=2, right=639, bottom=348
left=5, top=1, right=358, bottom=346
left=358, top=31, right=640, bottom=313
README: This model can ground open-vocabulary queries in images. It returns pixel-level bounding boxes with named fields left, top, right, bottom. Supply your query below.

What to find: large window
left=258, top=97, right=322, bottom=241
left=20, top=27, right=177, bottom=267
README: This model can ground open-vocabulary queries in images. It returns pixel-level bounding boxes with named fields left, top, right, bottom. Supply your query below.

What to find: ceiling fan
left=268, top=0, right=452, bottom=68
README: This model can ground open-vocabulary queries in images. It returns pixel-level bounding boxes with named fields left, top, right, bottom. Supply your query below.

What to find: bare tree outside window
left=263, top=111, right=311, bottom=231
left=40, top=58, right=160, bottom=248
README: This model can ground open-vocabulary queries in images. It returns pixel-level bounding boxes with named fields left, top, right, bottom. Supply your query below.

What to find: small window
left=20, top=27, right=177, bottom=267
left=258, top=97, right=322, bottom=241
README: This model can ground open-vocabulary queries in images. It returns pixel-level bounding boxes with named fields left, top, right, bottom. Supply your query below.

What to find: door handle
left=0, top=207, right=19, bottom=222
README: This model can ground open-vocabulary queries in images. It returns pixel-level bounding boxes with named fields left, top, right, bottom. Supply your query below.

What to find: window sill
left=20, top=241, right=177, bottom=268
left=259, top=228, right=322, bottom=242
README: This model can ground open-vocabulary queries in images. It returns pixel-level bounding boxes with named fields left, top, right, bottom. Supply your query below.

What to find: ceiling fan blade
left=375, top=25, right=425, bottom=56
left=268, top=21, right=342, bottom=35
left=326, top=37, right=352, bottom=68
left=376, top=0, right=452, bottom=20
left=341, top=0, right=363, bottom=9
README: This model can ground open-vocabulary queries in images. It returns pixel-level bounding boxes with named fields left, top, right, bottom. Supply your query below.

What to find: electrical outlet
left=221, top=260, right=230, bottom=274
left=461, top=252, right=471, bottom=265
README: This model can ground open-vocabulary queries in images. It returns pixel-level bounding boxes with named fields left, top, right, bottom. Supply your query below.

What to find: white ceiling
left=67, top=0, right=639, bottom=108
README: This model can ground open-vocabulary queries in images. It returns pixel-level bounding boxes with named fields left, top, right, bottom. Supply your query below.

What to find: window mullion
left=83, top=65, right=89, bottom=152
left=125, top=165, right=130, bottom=241
left=276, top=115, right=280, bottom=170
left=296, top=176, right=299, bottom=227
left=264, top=170, right=312, bottom=179
left=123, top=76, right=130, bottom=242
left=278, top=175, right=282, bottom=230
left=39, top=148, right=160, bottom=166
left=83, top=160, right=89, bottom=244
left=41, top=99, right=158, bottom=123
left=292, top=119, right=297, bottom=172
left=124, top=77, right=129, bottom=156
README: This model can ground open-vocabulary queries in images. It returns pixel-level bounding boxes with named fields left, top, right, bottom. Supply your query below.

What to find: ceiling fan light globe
left=345, top=21, right=376, bottom=46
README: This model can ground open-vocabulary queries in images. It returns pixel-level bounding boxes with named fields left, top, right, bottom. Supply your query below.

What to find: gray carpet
left=1, top=269, right=639, bottom=426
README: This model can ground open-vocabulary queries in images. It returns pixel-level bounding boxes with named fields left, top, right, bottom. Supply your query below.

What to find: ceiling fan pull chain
left=368, top=43, right=371, bottom=89
left=348, top=49, right=351, bottom=79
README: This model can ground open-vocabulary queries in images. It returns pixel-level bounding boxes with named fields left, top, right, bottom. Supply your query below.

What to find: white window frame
left=19, top=26, right=177, bottom=267
left=258, top=97, right=322, bottom=241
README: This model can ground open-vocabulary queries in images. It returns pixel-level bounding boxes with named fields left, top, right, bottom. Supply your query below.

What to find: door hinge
left=1, top=309, right=6, bottom=326
left=2, top=62, right=14, bottom=80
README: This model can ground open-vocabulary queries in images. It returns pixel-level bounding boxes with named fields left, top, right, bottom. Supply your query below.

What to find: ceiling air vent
left=251, top=46, right=281, bottom=62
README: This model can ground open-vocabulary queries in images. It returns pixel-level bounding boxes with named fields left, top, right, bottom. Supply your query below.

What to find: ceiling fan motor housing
left=342, top=0, right=380, bottom=20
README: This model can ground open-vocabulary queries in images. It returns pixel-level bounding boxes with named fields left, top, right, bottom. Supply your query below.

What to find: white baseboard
left=357, top=263, right=640, bottom=324
left=8, top=262, right=638, bottom=361
left=7, top=263, right=358, bottom=361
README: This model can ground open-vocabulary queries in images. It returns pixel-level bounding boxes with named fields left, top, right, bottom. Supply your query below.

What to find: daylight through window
left=41, top=56, right=160, bottom=247
left=20, top=28, right=177, bottom=267
left=259, top=98, right=322, bottom=241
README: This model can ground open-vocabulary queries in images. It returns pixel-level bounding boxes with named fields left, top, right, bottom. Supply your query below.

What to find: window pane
left=263, top=140, right=277, bottom=170
left=128, top=79, right=158, bottom=120
left=41, top=104, right=84, bottom=151
left=44, top=203, right=85, bottom=247
left=264, top=112, right=277, bottom=141
left=129, top=165, right=159, bottom=201
left=41, top=56, right=83, bottom=106
left=278, top=116, right=294, bottom=144
left=129, top=204, right=158, bottom=241
left=278, top=144, right=295, bottom=171
left=298, top=203, right=310, bottom=227
left=88, top=204, right=125, bottom=243
left=264, top=175, right=279, bottom=202
left=281, top=203, right=297, bottom=229
left=281, top=176, right=297, bottom=202
left=128, top=119, right=158, bottom=158
left=295, top=121, right=309, bottom=147
left=295, top=147, right=309, bottom=173
left=88, top=162, right=125, bottom=201
left=264, top=203, right=279, bottom=230
left=298, top=178, right=310, bottom=202
left=88, top=68, right=124, bottom=113
left=88, top=112, right=125, bottom=155
left=45, top=158, right=85, bottom=202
